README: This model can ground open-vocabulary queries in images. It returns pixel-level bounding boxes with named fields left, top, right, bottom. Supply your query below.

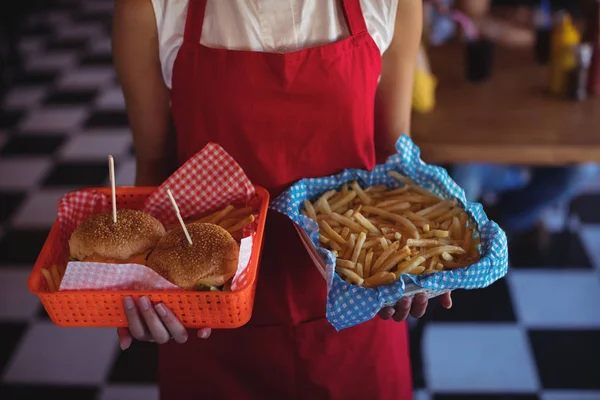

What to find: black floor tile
left=42, top=162, right=108, bottom=187
left=429, top=278, right=516, bottom=322
left=0, top=110, right=24, bottom=130
left=571, top=194, right=600, bottom=224
left=13, top=70, right=58, bottom=86
left=0, top=384, right=98, bottom=400
left=44, top=89, right=97, bottom=105
left=528, top=329, right=600, bottom=390
left=108, top=340, right=158, bottom=383
left=46, top=38, right=89, bottom=51
left=80, top=53, right=113, bottom=67
left=0, top=134, right=65, bottom=156
left=509, top=231, right=592, bottom=269
left=0, top=229, right=50, bottom=265
left=84, top=110, right=129, bottom=128
left=0, top=192, right=26, bottom=224
left=0, top=322, right=27, bottom=377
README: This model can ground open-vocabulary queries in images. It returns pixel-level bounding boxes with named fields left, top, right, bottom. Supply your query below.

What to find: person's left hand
left=378, top=292, right=452, bottom=322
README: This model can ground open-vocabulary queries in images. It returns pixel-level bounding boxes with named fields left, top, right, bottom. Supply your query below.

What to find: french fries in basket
left=301, top=172, right=481, bottom=288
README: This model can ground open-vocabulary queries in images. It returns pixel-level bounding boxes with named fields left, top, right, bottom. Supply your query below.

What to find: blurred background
left=0, top=0, right=599, bottom=399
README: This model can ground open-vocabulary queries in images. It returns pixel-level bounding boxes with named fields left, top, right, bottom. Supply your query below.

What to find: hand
left=117, top=296, right=212, bottom=350
left=378, top=292, right=452, bottom=322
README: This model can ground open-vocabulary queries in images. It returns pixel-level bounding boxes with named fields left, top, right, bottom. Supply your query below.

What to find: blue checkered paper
left=270, top=135, right=508, bottom=331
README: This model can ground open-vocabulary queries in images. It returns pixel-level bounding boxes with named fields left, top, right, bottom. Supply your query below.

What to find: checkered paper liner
left=56, top=143, right=257, bottom=292
left=271, top=134, right=508, bottom=331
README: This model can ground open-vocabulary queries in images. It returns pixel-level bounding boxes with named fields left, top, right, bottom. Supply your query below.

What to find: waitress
left=112, top=0, right=451, bottom=399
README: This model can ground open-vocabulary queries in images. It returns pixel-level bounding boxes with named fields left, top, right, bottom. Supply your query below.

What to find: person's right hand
left=118, top=296, right=212, bottom=350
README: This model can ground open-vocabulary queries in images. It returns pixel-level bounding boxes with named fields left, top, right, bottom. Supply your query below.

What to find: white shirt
left=151, top=0, right=399, bottom=88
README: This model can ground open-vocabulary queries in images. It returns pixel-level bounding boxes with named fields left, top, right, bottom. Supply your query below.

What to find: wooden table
left=411, top=43, right=600, bottom=165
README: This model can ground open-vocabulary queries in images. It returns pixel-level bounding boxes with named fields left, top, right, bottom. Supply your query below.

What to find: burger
left=147, top=222, right=239, bottom=291
left=69, top=209, right=166, bottom=265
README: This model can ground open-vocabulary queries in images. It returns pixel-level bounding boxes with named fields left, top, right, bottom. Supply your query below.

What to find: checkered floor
left=1, top=1, right=600, bottom=399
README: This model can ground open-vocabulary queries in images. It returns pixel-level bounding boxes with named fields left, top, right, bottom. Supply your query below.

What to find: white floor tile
left=0, top=268, right=41, bottom=320
left=114, top=159, right=136, bottom=187
left=56, top=24, right=103, bottom=40
left=60, top=132, right=131, bottom=161
left=19, top=107, right=88, bottom=133
left=11, top=190, right=67, bottom=228
left=57, top=67, right=115, bottom=89
left=423, top=324, right=539, bottom=393
left=89, top=37, right=112, bottom=54
left=508, top=270, right=600, bottom=328
left=3, top=87, right=48, bottom=109
left=541, top=390, right=600, bottom=400
left=4, top=323, right=118, bottom=385
left=580, top=225, right=600, bottom=273
left=100, top=385, right=159, bottom=400
left=95, top=87, right=125, bottom=109
left=0, top=158, right=51, bottom=189
left=19, top=38, right=44, bottom=55
left=26, top=52, right=77, bottom=71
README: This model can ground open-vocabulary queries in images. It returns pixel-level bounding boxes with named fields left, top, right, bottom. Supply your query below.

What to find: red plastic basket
left=28, top=186, right=269, bottom=329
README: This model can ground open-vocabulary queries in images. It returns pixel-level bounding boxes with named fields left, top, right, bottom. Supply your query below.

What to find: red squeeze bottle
left=586, top=0, right=600, bottom=95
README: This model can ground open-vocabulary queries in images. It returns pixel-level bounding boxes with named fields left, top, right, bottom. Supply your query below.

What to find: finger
left=123, top=296, right=150, bottom=341
left=439, top=292, right=453, bottom=309
left=138, top=296, right=171, bottom=344
left=154, top=303, right=188, bottom=344
left=197, top=328, right=212, bottom=339
left=378, top=307, right=395, bottom=320
left=410, top=293, right=429, bottom=319
left=117, top=328, right=133, bottom=350
left=393, top=297, right=412, bottom=322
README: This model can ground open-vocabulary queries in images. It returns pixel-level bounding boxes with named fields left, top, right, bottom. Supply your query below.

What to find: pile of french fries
left=169, top=204, right=256, bottom=241
left=301, top=171, right=480, bottom=288
left=42, top=264, right=66, bottom=292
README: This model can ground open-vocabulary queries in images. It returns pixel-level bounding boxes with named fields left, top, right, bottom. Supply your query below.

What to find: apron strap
left=183, top=0, right=207, bottom=43
left=341, top=0, right=368, bottom=36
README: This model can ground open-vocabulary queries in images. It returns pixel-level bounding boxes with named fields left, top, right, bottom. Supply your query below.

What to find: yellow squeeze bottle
left=549, top=14, right=581, bottom=95
left=412, top=45, right=437, bottom=114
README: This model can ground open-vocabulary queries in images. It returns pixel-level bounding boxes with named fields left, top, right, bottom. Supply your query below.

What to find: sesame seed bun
left=69, top=209, right=166, bottom=263
left=147, top=223, right=239, bottom=290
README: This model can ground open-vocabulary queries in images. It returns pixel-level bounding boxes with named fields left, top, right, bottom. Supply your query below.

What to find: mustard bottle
left=549, top=14, right=581, bottom=95
left=412, top=45, right=437, bottom=114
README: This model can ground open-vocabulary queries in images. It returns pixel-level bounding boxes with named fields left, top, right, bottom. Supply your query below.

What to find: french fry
left=320, top=220, right=346, bottom=245
left=336, top=259, right=357, bottom=269
left=351, top=181, right=372, bottom=205
left=406, top=266, right=426, bottom=275
left=304, top=200, right=318, bottom=221
left=207, top=205, right=235, bottom=224
left=441, top=252, right=454, bottom=262
left=226, top=214, right=255, bottom=234
left=351, top=232, right=367, bottom=264
left=336, top=267, right=364, bottom=285
left=363, top=271, right=396, bottom=288
left=371, top=241, right=400, bottom=273
left=406, top=238, right=447, bottom=247
left=354, top=212, right=380, bottom=234
left=361, top=206, right=419, bottom=239
left=51, top=265, right=61, bottom=289
left=364, top=250, right=374, bottom=277
left=419, top=245, right=465, bottom=260
left=41, top=268, right=57, bottom=292
left=331, top=212, right=365, bottom=233
left=379, top=247, right=411, bottom=273
left=355, top=263, right=364, bottom=278
left=396, top=256, right=426, bottom=275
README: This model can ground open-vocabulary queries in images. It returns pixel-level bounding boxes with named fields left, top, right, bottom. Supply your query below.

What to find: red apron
left=161, top=1, right=413, bottom=398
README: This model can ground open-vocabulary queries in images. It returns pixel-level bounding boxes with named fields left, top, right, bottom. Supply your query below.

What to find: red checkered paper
left=56, top=143, right=257, bottom=292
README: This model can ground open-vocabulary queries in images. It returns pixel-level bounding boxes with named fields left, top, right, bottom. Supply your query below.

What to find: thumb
left=118, top=328, right=132, bottom=350
left=197, top=328, right=212, bottom=339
